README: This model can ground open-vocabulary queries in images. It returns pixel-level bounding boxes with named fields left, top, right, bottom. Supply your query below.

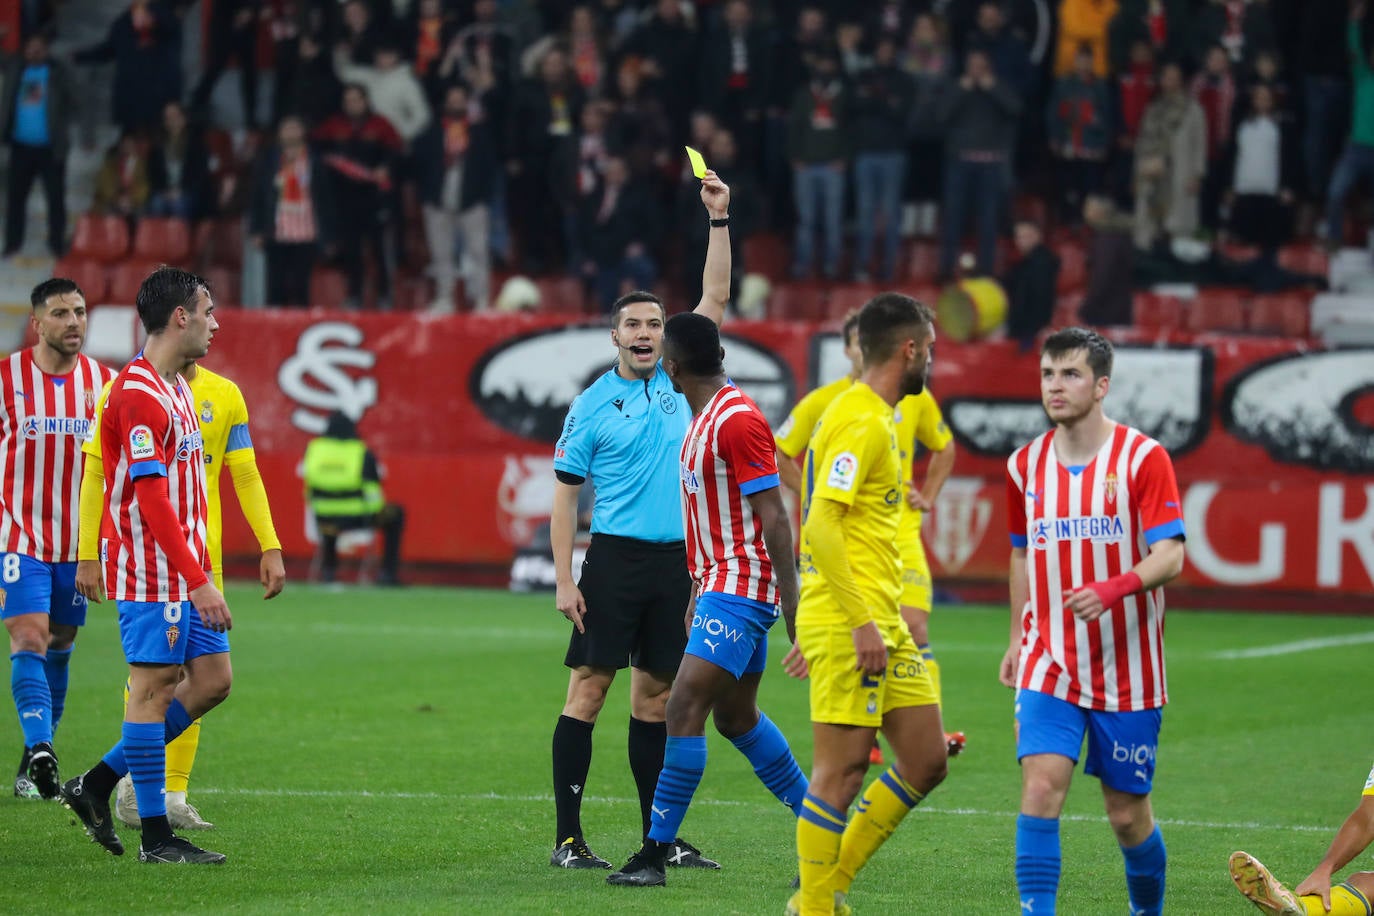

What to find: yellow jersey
left=774, top=375, right=854, bottom=459
left=893, top=390, right=953, bottom=542
left=797, top=382, right=904, bottom=629
left=86, top=366, right=256, bottom=581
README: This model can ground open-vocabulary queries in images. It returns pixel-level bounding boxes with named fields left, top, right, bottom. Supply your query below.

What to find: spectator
left=92, top=131, right=150, bottom=221
left=902, top=11, right=953, bottom=239
left=938, top=48, right=1022, bottom=277
left=852, top=35, right=913, bottom=282
left=279, top=32, right=343, bottom=127
left=606, top=59, right=672, bottom=180
left=1191, top=44, right=1237, bottom=228
left=1111, top=37, right=1156, bottom=204
left=1, top=31, right=74, bottom=259
left=147, top=101, right=211, bottom=220
left=1047, top=43, right=1110, bottom=222
left=1079, top=194, right=1136, bottom=326
left=188, top=0, right=261, bottom=127
left=303, top=410, right=405, bottom=586
left=577, top=155, right=659, bottom=310
left=1193, top=0, right=1275, bottom=66
left=507, top=45, right=582, bottom=274
left=787, top=50, right=850, bottom=280
left=264, top=0, right=323, bottom=128
left=1222, top=83, right=1298, bottom=255
left=250, top=115, right=336, bottom=307
left=452, top=0, right=517, bottom=95
left=1054, top=0, right=1118, bottom=78
left=1133, top=60, right=1206, bottom=250
left=73, top=0, right=182, bottom=134
left=1324, top=1, right=1374, bottom=248
left=1108, top=0, right=1190, bottom=72
left=407, top=0, right=458, bottom=98
left=968, top=2, right=1033, bottom=92
left=416, top=82, right=497, bottom=312
left=313, top=83, right=403, bottom=308
left=1234, top=48, right=1290, bottom=124
left=334, top=40, right=433, bottom=148
left=865, top=0, right=912, bottom=43
left=566, top=5, right=607, bottom=96
left=337, top=0, right=383, bottom=66
left=698, top=0, right=771, bottom=159
left=836, top=21, right=871, bottom=77
left=623, top=0, right=698, bottom=139
left=677, top=127, right=759, bottom=306
left=1296, top=0, right=1351, bottom=202
left=1002, top=219, right=1060, bottom=348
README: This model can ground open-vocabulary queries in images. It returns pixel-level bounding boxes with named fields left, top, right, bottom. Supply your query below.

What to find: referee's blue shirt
left=554, top=362, right=688, bottom=543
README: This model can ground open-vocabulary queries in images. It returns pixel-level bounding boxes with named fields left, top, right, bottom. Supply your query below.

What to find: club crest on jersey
left=85, top=389, right=96, bottom=410
left=1102, top=472, right=1119, bottom=504
left=165, top=624, right=180, bottom=650
left=129, top=425, right=156, bottom=460
left=827, top=452, right=858, bottom=491
left=0, top=587, right=6, bottom=611
left=680, top=460, right=701, bottom=494
left=200, top=400, right=214, bottom=423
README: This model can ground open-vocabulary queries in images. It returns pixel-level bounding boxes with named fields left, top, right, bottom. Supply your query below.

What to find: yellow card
left=685, top=146, right=708, bottom=179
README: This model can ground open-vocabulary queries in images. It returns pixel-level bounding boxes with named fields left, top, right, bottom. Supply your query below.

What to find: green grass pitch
left=0, top=584, right=1369, bottom=914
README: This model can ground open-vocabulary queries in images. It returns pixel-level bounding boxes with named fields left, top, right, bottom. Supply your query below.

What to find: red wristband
left=1085, top=571, right=1144, bottom=610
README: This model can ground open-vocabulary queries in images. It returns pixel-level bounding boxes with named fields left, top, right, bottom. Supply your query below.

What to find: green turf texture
left=0, top=585, right=1368, bottom=914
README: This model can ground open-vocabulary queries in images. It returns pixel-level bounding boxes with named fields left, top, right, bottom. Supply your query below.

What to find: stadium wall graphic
left=192, top=312, right=1373, bottom=595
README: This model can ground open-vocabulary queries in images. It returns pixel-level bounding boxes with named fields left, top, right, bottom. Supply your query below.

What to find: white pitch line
left=1209, top=631, right=1374, bottom=660
left=194, top=787, right=1331, bottom=832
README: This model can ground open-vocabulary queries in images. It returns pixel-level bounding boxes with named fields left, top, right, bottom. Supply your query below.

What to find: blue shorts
left=0, top=554, right=87, bottom=627
left=684, top=591, right=776, bottom=679
left=117, top=600, right=229, bottom=665
left=1014, top=688, right=1162, bottom=795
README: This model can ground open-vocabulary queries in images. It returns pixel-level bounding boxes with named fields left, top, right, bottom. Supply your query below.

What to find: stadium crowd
left=3, top=0, right=1364, bottom=315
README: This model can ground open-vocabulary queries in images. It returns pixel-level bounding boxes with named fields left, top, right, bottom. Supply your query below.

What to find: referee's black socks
left=627, top=717, right=667, bottom=838
left=552, top=715, right=594, bottom=845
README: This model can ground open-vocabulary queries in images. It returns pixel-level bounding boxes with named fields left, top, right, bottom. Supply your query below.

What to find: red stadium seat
left=1052, top=294, right=1081, bottom=329
left=533, top=276, right=586, bottom=314
left=906, top=241, right=939, bottom=283
left=308, top=267, right=349, bottom=308
left=766, top=282, right=828, bottom=321
left=106, top=260, right=163, bottom=303
left=1132, top=292, right=1185, bottom=331
left=202, top=266, right=241, bottom=307
left=132, top=217, right=192, bottom=264
left=1248, top=293, right=1311, bottom=338
left=391, top=274, right=433, bottom=311
left=52, top=256, right=110, bottom=304
left=1185, top=289, right=1248, bottom=334
left=1278, top=244, right=1329, bottom=279
left=742, top=233, right=788, bottom=280
left=1012, top=193, right=1048, bottom=227
left=69, top=214, right=130, bottom=263
left=196, top=217, right=244, bottom=269
left=1055, top=241, right=1086, bottom=295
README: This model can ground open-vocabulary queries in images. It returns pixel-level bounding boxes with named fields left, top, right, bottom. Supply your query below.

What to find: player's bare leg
left=551, top=665, right=615, bottom=868
left=794, top=723, right=875, bottom=916
left=899, top=605, right=964, bottom=757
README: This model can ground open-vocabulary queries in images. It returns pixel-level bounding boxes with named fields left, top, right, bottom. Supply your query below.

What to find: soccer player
left=774, top=310, right=862, bottom=496
left=59, top=267, right=233, bottom=865
left=788, top=293, right=950, bottom=916
left=547, top=170, right=731, bottom=870
left=605, top=312, right=809, bottom=887
left=75, top=355, right=286, bottom=831
left=1000, top=327, right=1186, bottom=916
left=3, top=278, right=115, bottom=799
left=1229, top=770, right=1374, bottom=916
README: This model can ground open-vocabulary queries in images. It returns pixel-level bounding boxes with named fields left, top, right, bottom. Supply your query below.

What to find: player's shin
left=123, top=720, right=173, bottom=844
left=43, top=647, right=72, bottom=733
left=164, top=718, right=201, bottom=794
left=11, top=651, right=53, bottom=747
left=1121, top=825, right=1167, bottom=916
left=1016, top=813, right=1062, bottom=916
left=797, top=793, right=847, bottom=915
left=729, top=712, right=808, bottom=816
left=834, top=766, right=925, bottom=894
left=645, top=736, right=707, bottom=844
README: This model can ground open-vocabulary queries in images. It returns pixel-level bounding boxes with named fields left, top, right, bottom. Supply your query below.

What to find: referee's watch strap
left=709, top=216, right=730, bottom=227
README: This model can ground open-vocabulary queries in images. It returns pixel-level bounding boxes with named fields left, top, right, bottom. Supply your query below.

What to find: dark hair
left=841, top=309, right=861, bottom=348
left=609, top=290, right=664, bottom=327
left=31, top=277, right=82, bottom=310
left=857, top=293, right=934, bottom=365
left=663, top=312, right=723, bottom=377
left=1042, top=326, right=1114, bottom=379
left=136, top=266, right=211, bottom=334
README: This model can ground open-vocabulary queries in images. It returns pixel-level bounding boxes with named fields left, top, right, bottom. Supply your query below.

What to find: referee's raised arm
left=693, top=168, right=731, bottom=326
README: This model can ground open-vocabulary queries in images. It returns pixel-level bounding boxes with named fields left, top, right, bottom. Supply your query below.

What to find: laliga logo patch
left=165, top=624, right=180, bottom=650
left=129, top=425, right=155, bottom=460
left=827, top=452, right=858, bottom=491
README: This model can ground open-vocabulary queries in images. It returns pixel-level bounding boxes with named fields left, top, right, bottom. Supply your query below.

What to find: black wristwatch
left=709, top=216, right=730, bottom=227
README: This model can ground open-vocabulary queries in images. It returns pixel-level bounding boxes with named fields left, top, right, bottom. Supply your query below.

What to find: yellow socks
left=797, top=792, right=847, bottom=915
left=1304, top=884, right=1373, bottom=916
left=164, top=718, right=202, bottom=793
left=833, top=766, right=925, bottom=895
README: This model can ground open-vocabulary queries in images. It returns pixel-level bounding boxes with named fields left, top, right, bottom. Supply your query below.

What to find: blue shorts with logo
left=0, top=554, right=87, bottom=627
left=117, top=600, right=229, bottom=665
left=684, top=591, right=777, bottom=679
left=1014, top=688, right=1163, bottom=795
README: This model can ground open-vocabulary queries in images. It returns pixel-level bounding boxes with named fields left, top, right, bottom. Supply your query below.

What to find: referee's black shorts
left=565, top=533, right=691, bottom=675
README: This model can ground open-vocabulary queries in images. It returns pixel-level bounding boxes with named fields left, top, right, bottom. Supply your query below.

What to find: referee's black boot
left=550, top=836, right=611, bottom=869
left=606, top=841, right=668, bottom=887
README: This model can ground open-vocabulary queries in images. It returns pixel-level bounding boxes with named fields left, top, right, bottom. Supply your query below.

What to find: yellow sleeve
left=913, top=392, right=954, bottom=453
left=806, top=497, right=873, bottom=629
left=228, top=457, right=282, bottom=552
left=83, top=380, right=113, bottom=460
left=78, top=458, right=104, bottom=562
left=774, top=390, right=820, bottom=459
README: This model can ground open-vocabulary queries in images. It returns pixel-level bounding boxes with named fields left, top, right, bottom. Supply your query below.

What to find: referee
left=547, top=169, right=732, bottom=870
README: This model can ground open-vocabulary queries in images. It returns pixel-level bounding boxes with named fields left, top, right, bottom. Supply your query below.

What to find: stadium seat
left=907, top=241, right=939, bottom=283
left=202, top=266, right=241, bottom=307
left=52, top=256, right=110, bottom=304
left=391, top=274, right=433, bottom=311
left=1185, top=289, right=1249, bottom=334
left=1132, top=292, right=1185, bottom=332
left=1052, top=294, right=1081, bottom=329
left=533, top=276, right=586, bottom=314
left=766, top=282, right=828, bottom=321
left=1278, top=244, right=1329, bottom=279
left=1011, top=193, right=1048, bottom=226
left=106, top=260, right=163, bottom=303
left=1248, top=293, right=1311, bottom=338
left=84, top=305, right=141, bottom=363
left=69, top=214, right=130, bottom=263
left=308, top=267, right=349, bottom=308
left=742, top=233, right=788, bottom=280
left=1055, top=241, right=1086, bottom=294
left=132, top=216, right=192, bottom=264
left=206, top=217, right=244, bottom=269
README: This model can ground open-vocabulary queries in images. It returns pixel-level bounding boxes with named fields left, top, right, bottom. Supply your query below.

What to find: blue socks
left=43, top=647, right=72, bottom=732
left=1016, top=813, right=1061, bottom=916
left=100, top=699, right=195, bottom=778
left=122, top=721, right=167, bottom=818
left=729, top=712, right=809, bottom=816
left=1121, top=825, right=1167, bottom=916
left=645, top=736, right=707, bottom=844
left=11, top=650, right=51, bottom=747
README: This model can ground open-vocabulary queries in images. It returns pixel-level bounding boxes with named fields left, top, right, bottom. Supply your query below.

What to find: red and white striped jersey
left=1006, top=423, right=1185, bottom=712
left=680, top=385, right=780, bottom=605
left=100, top=356, right=210, bottom=601
left=0, top=350, right=115, bottom=562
